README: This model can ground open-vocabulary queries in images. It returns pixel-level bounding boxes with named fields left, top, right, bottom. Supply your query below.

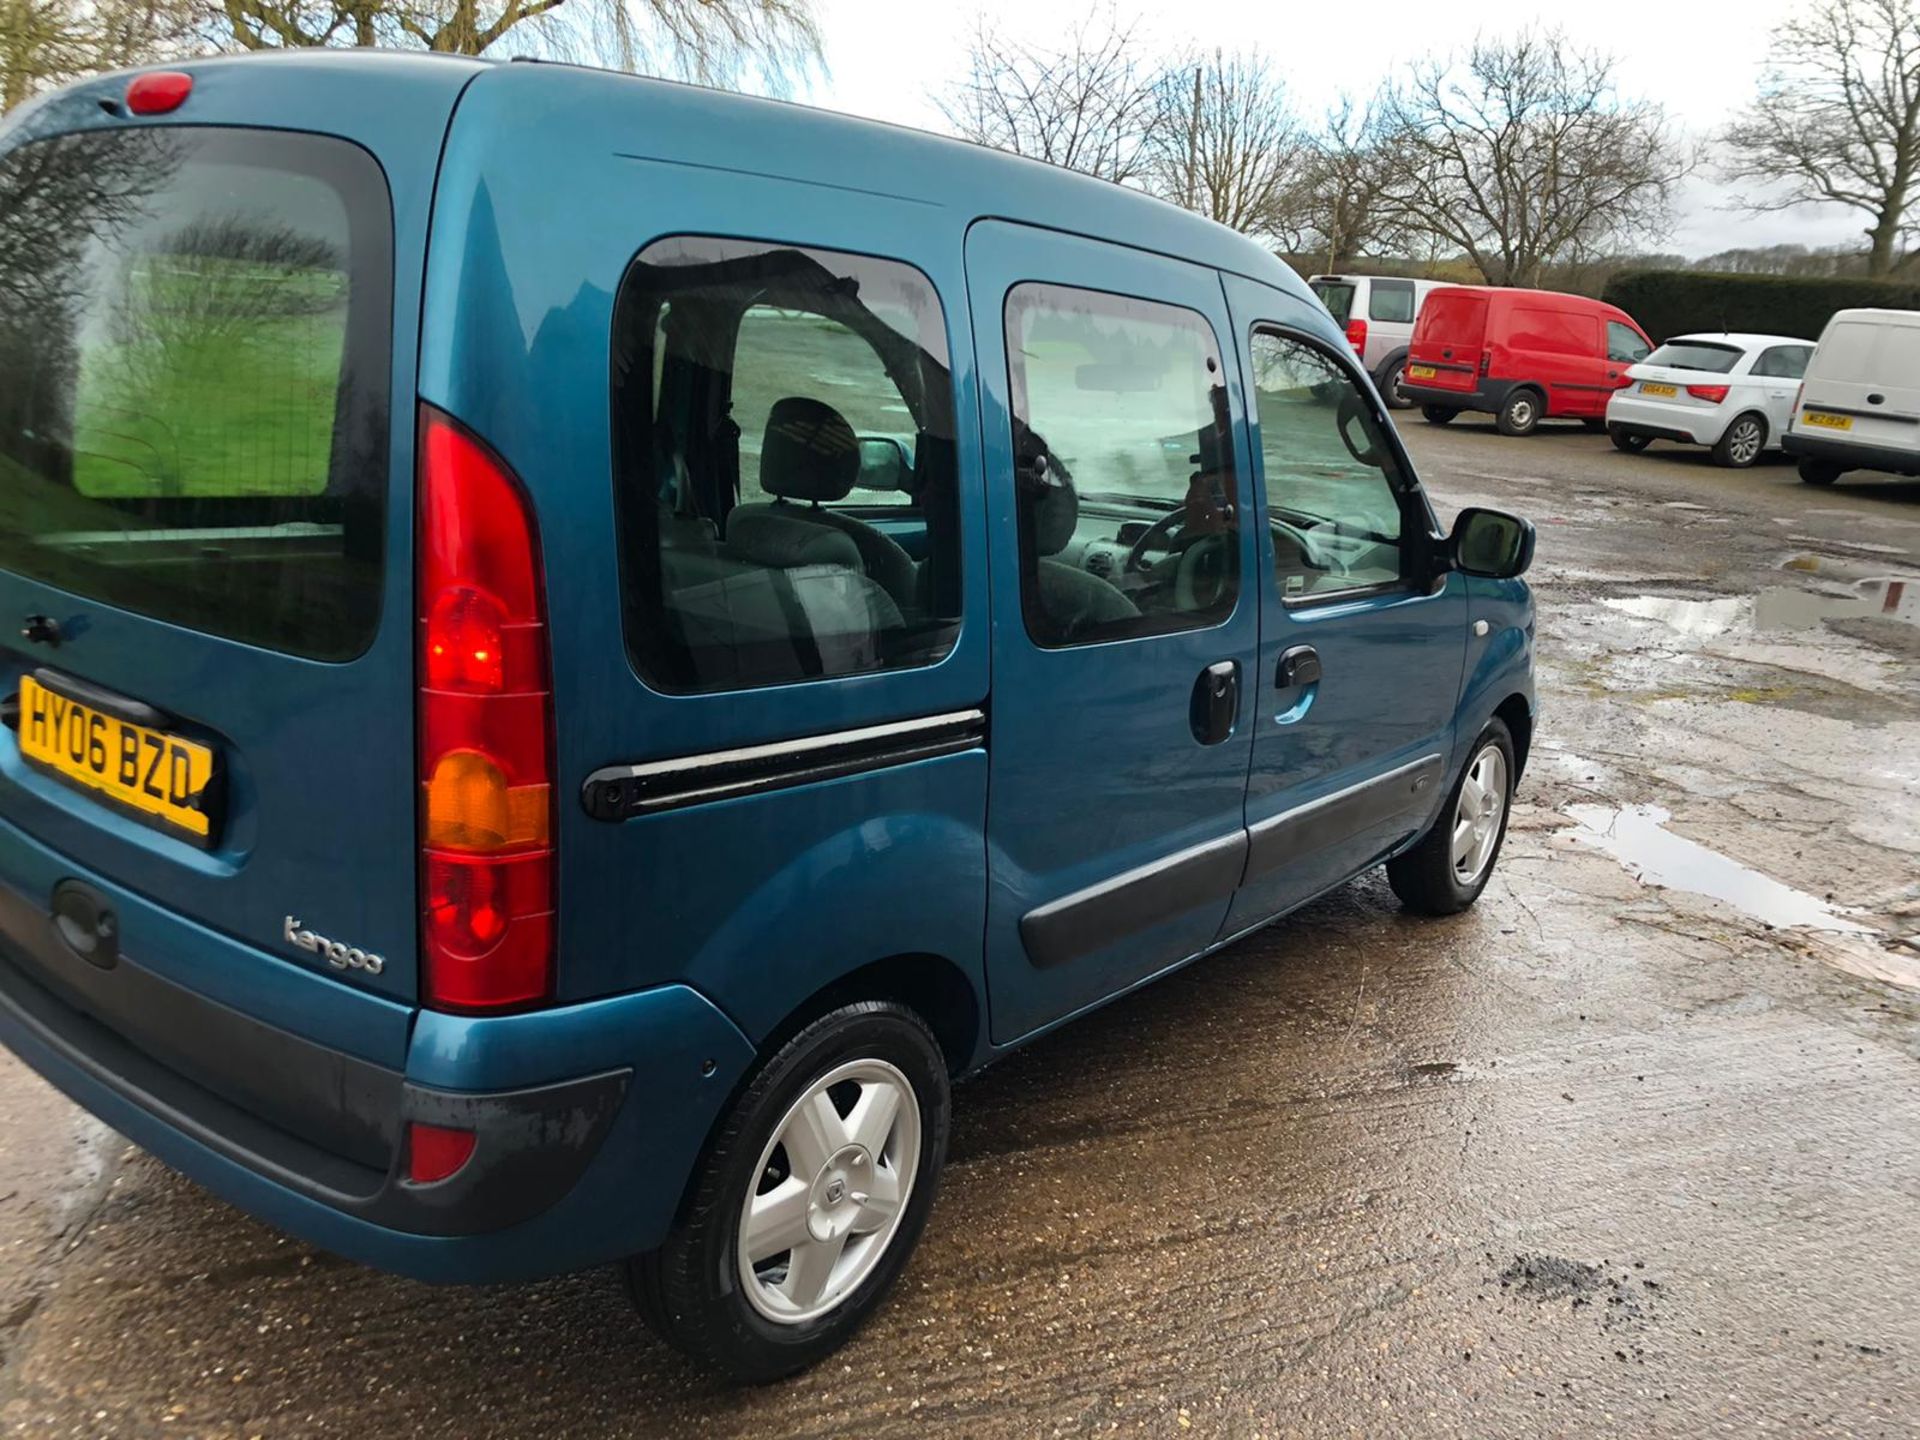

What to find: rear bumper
left=1604, top=395, right=1722, bottom=446
left=0, top=819, right=756, bottom=1282
left=1401, top=378, right=1516, bottom=414
left=1781, top=431, right=1920, bottom=477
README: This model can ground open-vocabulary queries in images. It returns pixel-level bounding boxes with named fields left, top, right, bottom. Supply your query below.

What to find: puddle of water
left=1603, top=580, right=1916, bottom=637
left=1564, top=804, right=1875, bottom=936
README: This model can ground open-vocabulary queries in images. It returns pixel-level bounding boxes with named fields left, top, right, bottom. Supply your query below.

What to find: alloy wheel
left=736, top=1059, right=922, bottom=1325
left=1728, top=418, right=1763, bottom=466
left=1451, top=745, right=1509, bottom=886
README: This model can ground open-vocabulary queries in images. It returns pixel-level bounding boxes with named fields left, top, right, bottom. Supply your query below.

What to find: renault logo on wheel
left=824, top=1178, right=846, bottom=1204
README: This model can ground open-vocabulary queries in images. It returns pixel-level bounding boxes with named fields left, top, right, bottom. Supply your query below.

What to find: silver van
left=1309, top=274, right=1456, bottom=409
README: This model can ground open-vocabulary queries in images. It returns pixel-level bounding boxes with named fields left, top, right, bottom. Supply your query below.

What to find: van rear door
left=0, top=64, right=470, bottom=1029
left=1407, top=289, right=1486, bottom=395
left=1801, top=314, right=1920, bottom=454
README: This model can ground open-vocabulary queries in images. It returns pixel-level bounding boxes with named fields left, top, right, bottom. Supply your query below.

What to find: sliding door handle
left=1190, top=661, right=1239, bottom=746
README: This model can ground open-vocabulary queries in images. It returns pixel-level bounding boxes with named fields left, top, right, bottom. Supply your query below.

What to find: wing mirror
left=1448, top=507, right=1535, bottom=579
left=855, top=436, right=911, bottom=494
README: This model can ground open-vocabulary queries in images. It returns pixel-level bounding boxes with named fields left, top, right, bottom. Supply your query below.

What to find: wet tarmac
left=2, top=419, right=1917, bottom=1437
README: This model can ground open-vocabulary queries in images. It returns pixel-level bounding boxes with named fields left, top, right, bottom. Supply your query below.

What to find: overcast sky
left=790, top=0, right=1867, bottom=258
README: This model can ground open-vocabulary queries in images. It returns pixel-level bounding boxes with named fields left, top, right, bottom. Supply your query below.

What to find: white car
left=1605, top=333, right=1815, bottom=468
left=1783, top=308, right=1920, bottom=486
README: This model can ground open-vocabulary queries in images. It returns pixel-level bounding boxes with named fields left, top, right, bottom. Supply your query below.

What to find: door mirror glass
left=855, top=435, right=911, bottom=493
left=1450, top=507, right=1534, bottom=578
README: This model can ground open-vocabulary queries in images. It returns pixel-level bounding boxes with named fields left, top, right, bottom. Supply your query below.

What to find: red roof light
left=126, top=71, right=193, bottom=116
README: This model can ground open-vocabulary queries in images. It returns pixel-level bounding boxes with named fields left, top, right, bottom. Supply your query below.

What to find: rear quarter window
left=0, top=127, right=392, bottom=661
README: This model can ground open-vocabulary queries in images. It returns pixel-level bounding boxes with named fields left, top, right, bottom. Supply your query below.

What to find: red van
left=1402, top=286, right=1652, bottom=436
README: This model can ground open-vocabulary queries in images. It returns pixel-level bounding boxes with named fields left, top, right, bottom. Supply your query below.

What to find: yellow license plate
left=16, top=676, right=217, bottom=844
left=1408, top=365, right=1437, bottom=380
left=1639, top=382, right=1677, bottom=397
left=1802, top=410, right=1852, bottom=431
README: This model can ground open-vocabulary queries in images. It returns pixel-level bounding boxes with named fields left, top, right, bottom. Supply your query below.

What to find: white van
left=1783, top=308, right=1920, bottom=485
left=1308, top=274, right=1455, bottom=409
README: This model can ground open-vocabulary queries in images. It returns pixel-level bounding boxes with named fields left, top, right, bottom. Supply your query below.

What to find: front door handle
left=1277, top=644, right=1321, bottom=690
left=1189, top=660, right=1239, bottom=746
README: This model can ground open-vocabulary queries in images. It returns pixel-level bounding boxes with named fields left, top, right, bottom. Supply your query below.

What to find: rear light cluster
left=417, top=407, right=556, bottom=1013
left=1478, top=349, right=1492, bottom=377
left=1686, top=384, right=1730, bottom=403
left=1344, top=318, right=1368, bottom=354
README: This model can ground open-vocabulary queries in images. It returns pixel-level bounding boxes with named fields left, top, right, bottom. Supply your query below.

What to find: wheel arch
left=1493, top=692, right=1533, bottom=779
left=755, top=953, right=985, bottom=1080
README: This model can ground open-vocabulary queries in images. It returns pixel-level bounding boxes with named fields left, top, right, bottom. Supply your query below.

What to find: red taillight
left=406, top=1122, right=477, bottom=1185
left=418, top=407, right=555, bottom=1013
left=126, top=71, right=192, bottom=116
left=1479, top=348, right=1492, bottom=377
left=1344, top=318, right=1368, bottom=354
left=1686, top=384, right=1730, bottom=403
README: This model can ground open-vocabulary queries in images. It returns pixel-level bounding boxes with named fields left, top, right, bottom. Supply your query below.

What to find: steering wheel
left=1123, top=509, right=1235, bottom=612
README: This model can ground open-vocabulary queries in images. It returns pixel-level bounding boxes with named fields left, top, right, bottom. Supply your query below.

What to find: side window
left=1754, top=345, right=1812, bottom=379
left=732, top=307, right=913, bottom=507
left=1250, top=330, right=1412, bottom=601
left=611, top=236, right=962, bottom=693
left=1608, top=322, right=1651, bottom=364
left=1368, top=280, right=1416, bottom=324
left=1004, top=283, right=1239, bottom=648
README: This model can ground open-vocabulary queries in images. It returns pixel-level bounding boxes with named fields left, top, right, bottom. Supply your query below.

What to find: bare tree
left=206, top=0, right=820, bottom=86
left=937, top=11, right=1160, bottom=183
left=1372, top=30, right=1688, bottom=286
left=1144, top=49, right=1307, bottom=239
left=1724, top=0, right=1920, bottom=276
left=1286, top=97, right=1411, bottom=271
left=2, top=0, right=193, bottom=112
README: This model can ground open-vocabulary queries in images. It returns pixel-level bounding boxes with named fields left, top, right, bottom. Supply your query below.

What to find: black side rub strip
left=583, top=708, right=987, bottom=821
left=1021, top=832, right=1249, bottom=972
left=1245, top=753, right=1445, bottom=879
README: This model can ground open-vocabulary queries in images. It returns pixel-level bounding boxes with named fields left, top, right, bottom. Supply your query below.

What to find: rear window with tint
left=1644, top=342, right=1743, bottom=374
left=0, top=128, right=392, bottom=661
left=1310, top=281, right=1355, bottom=326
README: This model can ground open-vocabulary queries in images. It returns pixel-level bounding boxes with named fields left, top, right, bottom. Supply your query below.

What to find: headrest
left=1017, top=444, right=1078, bottom=558
left=761, top=397, right=858, bottom=503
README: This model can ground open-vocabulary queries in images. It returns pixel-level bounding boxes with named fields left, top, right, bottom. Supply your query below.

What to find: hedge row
left=1601, top=270, right=1920, bottom=345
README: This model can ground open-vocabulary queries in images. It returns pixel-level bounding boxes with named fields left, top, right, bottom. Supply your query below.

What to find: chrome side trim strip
left=582, top=709, right=987, bottom=820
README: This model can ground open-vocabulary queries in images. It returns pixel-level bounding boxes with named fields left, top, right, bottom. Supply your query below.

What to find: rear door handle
left=1189, top=661, right=1239, bottom=746
left=1277, top=644, right=1321, bottom=690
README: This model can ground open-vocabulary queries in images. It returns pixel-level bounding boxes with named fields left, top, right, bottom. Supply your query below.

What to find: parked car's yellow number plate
left=1639, top=382, right=1677, bottom=397
left=1407, top=365, right=1437, bottom=380
left=1802, top=410, right=1853, bottom=431
left=15, top=676, right=216, bottom=844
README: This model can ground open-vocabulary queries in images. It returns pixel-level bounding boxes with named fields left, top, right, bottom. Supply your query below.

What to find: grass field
left=70, top=256, right=347, bottom=500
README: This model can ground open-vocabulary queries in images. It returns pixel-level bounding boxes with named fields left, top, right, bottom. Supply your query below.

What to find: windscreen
left=1644, top=341, right=1743, bottom=374
left=0, top=126, right=392, bottom=661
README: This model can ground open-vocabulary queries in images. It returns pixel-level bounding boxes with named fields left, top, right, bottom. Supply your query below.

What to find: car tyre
left=1609, top=425, right=1652, bottom=453
left=1798, top=459, right=1841, bottom=486
left=1421, top=404, right=1459, bottom=426
left=1712, top=413, right=1766, bottom=468
left=628, top=1001, right=950, bottom=1383
left=1494, top=389, right=1542, bottom=437
left=1378, top=358, right=1414, bottom=410
left=1386, top=719, right=1516, bottom=916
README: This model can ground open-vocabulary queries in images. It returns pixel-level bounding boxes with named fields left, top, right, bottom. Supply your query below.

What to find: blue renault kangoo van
left=0, top=53, right=1535, bottom=1380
